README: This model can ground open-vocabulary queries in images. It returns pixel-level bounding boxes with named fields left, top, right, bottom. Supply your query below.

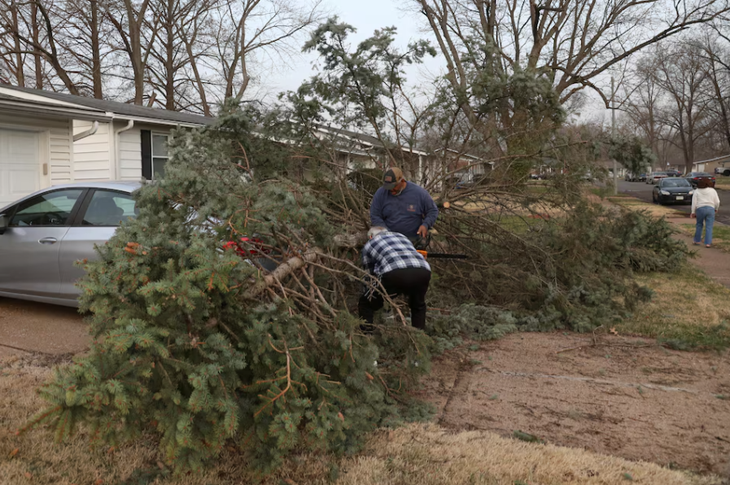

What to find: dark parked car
left=685, top=172, right=716, bottom=188
left=715, top=166, right=730, bottom=176
left=638, top=173, right=647, bottom=182
left=652, top=178, right=694, bottom=205
left=665, top=169, right=682, bottom=177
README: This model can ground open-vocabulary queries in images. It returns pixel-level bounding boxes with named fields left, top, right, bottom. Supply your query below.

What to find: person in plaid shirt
left=358, top=226, right=431, bottom=331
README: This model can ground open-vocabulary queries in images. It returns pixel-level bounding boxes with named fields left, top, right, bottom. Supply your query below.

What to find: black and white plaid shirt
left=362, top=231, right=431, bottom=277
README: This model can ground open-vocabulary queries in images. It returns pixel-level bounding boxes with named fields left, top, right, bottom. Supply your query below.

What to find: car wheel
left=724, top=170, right=730, bottom=176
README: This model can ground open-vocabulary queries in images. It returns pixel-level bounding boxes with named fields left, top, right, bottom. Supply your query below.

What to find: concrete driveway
left=0, top=297, right=89, bottom=358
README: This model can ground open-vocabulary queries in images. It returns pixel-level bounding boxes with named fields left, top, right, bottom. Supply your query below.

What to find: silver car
left=0, top=181, right=141, bottom=307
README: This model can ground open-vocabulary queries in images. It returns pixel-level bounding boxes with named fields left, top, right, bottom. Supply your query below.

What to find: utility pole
left=612, top=77, right=617, bottom=195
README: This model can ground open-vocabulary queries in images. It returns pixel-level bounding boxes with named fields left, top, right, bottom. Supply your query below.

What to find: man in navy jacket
left=370, top=167, right=439, bottom=241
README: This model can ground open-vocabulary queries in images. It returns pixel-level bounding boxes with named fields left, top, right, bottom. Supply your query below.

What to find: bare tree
left=691, top=33, right=730, bottom=153
left=103, top=0, right=154, bottom=104
left=57, top=0, right=114, bottom=98
left=650, top=42, right=714, bottom=171
left=0, top=0, right=82, bottom=94
left=144, top=0, right=220, bottom=112
left=0, top=0, right=321, bottom=114
left=0, top=0, right=28, bottom=85
left=623, top=55, right=669, bottom=163
left=212, top=0, right=323, bottom=101
left=411, top=0, right=730, bottom=114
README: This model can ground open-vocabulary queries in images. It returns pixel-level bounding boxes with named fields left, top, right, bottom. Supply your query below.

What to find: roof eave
left=0, top=99, right=110, bottom=122
left=109, top=113, right=209, bottom=128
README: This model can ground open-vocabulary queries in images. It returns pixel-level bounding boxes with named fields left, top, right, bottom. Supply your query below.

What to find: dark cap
left=383, top=167, right=404, bottom=190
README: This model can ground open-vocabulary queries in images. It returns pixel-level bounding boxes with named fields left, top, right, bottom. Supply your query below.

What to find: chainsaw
left=416, top=250, right=469, bottom=260
left=414, top=234, right=469, bottom=260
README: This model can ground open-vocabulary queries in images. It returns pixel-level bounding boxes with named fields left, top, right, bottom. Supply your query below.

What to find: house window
left=152, top=133, right=169, bottom=179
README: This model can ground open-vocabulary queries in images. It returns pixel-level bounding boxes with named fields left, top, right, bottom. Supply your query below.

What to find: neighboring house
left=313, top=125, right=492, bottom=187
left=313, top=124, right=429, bottom=179
left=0, top=85, right=211, bottom=206
left=692, top=154, right=730, bottom=174
left=432, top=148, right=492, bottom=184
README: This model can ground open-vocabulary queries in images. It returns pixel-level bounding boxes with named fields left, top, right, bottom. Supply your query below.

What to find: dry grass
left=1, top=355, right=723, bottom=485
left=337, top=424, right=721, bottom=485
left=617, top=265, right=730, bottom=351
left=610, top=196, right=687, bottom=219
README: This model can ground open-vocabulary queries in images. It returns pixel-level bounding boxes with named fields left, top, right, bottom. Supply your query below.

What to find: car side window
left=81, top=190, right=137, bottom=227
left=9, top=189, right=84, bottom=227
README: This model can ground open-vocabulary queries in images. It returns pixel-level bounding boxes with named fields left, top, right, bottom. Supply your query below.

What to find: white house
left=0, top=85, right=211, bottom=206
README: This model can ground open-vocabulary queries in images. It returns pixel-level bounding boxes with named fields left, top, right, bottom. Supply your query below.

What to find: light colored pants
left=694, top=206, right=715, bottom=245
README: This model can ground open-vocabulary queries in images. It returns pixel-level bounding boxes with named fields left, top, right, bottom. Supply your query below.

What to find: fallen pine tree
left=21, top=107, right=689, bottom=475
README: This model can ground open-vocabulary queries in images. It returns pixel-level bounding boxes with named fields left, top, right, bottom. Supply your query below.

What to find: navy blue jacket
left=369, top=182, right=439, bottom=238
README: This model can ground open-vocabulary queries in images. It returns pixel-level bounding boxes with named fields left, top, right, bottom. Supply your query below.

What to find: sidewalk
left=666, top=214, right=730, bottom=288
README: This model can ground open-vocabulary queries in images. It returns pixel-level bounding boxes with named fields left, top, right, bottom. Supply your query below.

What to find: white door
left=0, top=129, right=41, bottom=207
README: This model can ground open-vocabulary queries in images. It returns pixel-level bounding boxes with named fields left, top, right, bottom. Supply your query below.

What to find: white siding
left=73, top=120, right=112, bottom=181
left=0, top=112, right=72, bottom=189
left=118, top=124, right=173, bottom=181
left=49, top=122, right=73, bottom=184
left=118, top=126, right=142, bottom=180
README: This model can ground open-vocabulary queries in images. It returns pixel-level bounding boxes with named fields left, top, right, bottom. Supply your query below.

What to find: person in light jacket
left=691, top=178, right=721, bottom=248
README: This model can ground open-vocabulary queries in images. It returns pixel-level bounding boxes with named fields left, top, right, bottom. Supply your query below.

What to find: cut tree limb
left=243, top=249, right=320, bottom=299
left=334, top=232, right=367, bottom=248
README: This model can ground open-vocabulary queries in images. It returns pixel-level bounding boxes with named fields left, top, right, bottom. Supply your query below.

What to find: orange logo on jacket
left=407, top=204, right=416, bottom=212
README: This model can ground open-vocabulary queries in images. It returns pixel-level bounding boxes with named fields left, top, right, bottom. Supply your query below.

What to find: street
left=617, top=180, right=730, bottom=225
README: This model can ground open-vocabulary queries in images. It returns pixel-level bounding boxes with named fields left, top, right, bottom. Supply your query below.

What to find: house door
left=0, top=129, right=41, bottom=207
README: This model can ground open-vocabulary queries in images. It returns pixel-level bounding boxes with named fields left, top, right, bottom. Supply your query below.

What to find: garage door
left=0, top=129, right=41, bottom=207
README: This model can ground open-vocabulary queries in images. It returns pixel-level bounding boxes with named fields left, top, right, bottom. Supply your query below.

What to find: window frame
left=6, top=188, right=88, bottom=228
left=71, top=189, right=137, bottom=228
left=151, top=132, right=170, bottom=180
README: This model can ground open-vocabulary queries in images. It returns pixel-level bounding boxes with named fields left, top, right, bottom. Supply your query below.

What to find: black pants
left=358, top=268, right=431, bottom=329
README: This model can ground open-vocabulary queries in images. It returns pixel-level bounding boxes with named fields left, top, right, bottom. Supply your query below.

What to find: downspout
left=114, top=120, right=134, bottom=180
left=73, top=121, right=99, bottom=142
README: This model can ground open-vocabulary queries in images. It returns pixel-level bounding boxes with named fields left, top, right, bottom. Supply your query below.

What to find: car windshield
left=662, top=179, right=690, bottom=187
left=691, top=172, right=712, bottom=177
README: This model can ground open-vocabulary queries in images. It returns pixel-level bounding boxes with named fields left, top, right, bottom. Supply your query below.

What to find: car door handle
left=38, top=237, right=58, bottom=245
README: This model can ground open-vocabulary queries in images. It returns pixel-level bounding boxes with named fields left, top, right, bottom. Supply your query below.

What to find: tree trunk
left=90, top=0, right=103, bottom=98
left=31, top=1, right=42, bottom=89
left=10, top=1, right=25, bottom=86
left=185, top=36, right=210, bottom=116
left=164, top=0, right=175, bottom=110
